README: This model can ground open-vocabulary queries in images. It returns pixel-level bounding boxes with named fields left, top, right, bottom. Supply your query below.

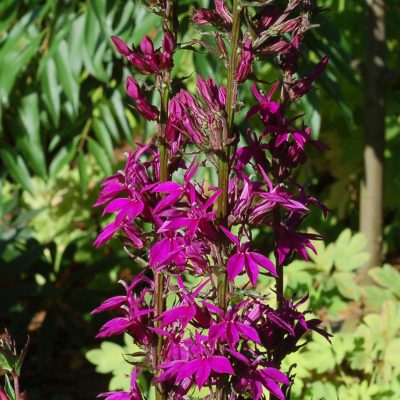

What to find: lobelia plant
left=92, top=1, right=331, bottom=399
left=0, top=331, right=29, bottom=400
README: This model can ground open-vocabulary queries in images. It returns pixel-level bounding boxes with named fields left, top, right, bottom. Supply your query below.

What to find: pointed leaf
left=54, top=40, right=79, bottom=113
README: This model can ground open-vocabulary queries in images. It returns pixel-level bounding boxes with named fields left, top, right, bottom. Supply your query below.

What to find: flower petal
left=195, top=360, right=211, bottom=389
left=236, top=322, right=261, bottom=344
left=227, top=253, right=245, bottom=282
left=209, top=356, right=234, bottom=375
left=249, top=252, right=277, bottom=276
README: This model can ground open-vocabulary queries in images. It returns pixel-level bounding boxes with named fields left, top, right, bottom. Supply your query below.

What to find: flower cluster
left=93, top=1, right=330, bottom=399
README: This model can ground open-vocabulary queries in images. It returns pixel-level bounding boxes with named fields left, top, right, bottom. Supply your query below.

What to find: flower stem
left=217, top=0, right=242, bottom=398
left=153, top=4, right=177, bottom=399
left=217, top=0, right=241, bottom=307
left=12, top=372, right=20, bottom=400
left=154, top=74, right=171, bottom=400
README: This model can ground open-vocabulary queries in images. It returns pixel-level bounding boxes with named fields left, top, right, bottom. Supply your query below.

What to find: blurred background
left=0, top=1, right=399, bottom=399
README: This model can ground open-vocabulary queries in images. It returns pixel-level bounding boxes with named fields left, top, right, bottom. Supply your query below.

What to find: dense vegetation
left=0, top=1, right=399, bottom=399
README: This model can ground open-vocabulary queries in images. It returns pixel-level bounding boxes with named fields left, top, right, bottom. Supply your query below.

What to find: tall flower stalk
left=93, top=1, right=331, bottom=399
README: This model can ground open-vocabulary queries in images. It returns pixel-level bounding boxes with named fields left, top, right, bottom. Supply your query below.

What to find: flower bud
left=215, top=0, right=232, bottom=25
left=235, top=40, right=253, bottom=83
left=126, top=77, right=158, bottom=121
left=111, top=36, right=131, bottom=56
left=162, top=30, right=174, bottom=70
left=140, top=36, right=155, bottom=55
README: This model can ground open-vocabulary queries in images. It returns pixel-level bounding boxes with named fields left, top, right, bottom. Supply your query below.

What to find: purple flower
left=111, top=36, right=131, bottom=56
left=285, top=56, right=329, bottom=100
left=247, top=81, right=282, bottom=125
left=235, top=40, right=253, bottom=83
left=95, top=4, right=330, bottom=399
left=227, top=350, right=290, bottom=400
left=156, top=278, right=211, bottom=329
left=220, top=226, right=277, bottom=285
left=126, top=77, right=159, bottom=120
left=149, top=234, right=186, bottom=271
left=111, top=31, right=174, bottom=75
left=0, top=388, right=9, bottom=400
left=157, top=185, right=220, bottom=240
left=94, top=278, right=154, bottom=345
left=204, top=301, right=261, bottom=348
left=273, top=217, right=322, bottom=265
left=157, top=333, right=234, bottom=389
left=192, top=1, right=232, bottom=30
left=98, top=368, right=143, bottom=400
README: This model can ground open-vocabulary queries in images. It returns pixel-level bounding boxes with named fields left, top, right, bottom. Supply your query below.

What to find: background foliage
left=0, top=0, right=399, bottom=399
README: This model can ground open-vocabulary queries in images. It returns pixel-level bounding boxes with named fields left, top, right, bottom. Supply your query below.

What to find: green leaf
left=349, top=350, right=370, bottom=371
left=93, top=119, right=114, bottom=160
left=68, top=15, right=85, bottom=77
left=18, top=93, right=47, bottom=177
left=4, top=375, right=16, bottom=400
left=86, top=342, right=126, bottom=374
left=194, top=52, right=215, bottom=80
left=98, top=103, right=120, bottom=143
left=15, top=336, right=30, bottom=376
left=86, top=334, right=142, bottom=391
left=364, top=285, right=394, bottom=312
left=0, top=15, right=43, bottom=105
left=91, top=0, right=110, bottom=45
left=334, top=229, right=369, bottom=271
left=0, top=146, right=33, bottom=193
left=88, top=138, right=112, bottom=176
left=77, top=152, right=89, bottom=195
left=384, top=338, right=400, bottom=370
left=110, top=90, right=132, bottom=145
left=0, top=0, right=19, bottom=33
left=369, top=264, right=400, bottom=295
left=82, top=3, right=108, bottom=82
left=301, top=92, right=321, bottom=138
left=381, top=300, right=400, bottom=340
left=54, top=40, right=79, bottom=113
left=309, top=238, right=335, bottom=272
left=302, top=334, right=335, bottom=373
left=42, top=57, right=60, bottom=126
left=333, top=272, right=361, bottom=300
left=84, top=3, right=101, bottom=57
left=0, top=351, right=14, bottom=373
left=132, top=11, right=160, bottom=43
left=49, top=137, right=79, bottom=179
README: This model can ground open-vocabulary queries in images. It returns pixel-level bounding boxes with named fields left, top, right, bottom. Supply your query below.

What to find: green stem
left=273, top=208, right=284, bottom=310
left=154, top=76, right=170, bottom=400
left=154, top=3, right=177, bottom=398
left=217, top=0, right=241, bottom=308
left=12, top=372, right=21, bottom=400
left=217, top=1, right=242, bottom=399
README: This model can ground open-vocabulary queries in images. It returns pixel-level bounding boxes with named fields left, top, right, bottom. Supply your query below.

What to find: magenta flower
left=157, top=185, right=220, bottom=240
left=227, top=349, right=290, bottom=400
left=273, top=217, right=322, bottom=265
left=157, top=333, right=234, bottom=389
left=149, top=233, right=186, bottom=271
left=204, top=301, right=261, bottom=348
left=220, top=226, right=277, bottom=285
left=94, top=3, right=330, bottom=398
left=247, top=81, right=282, bottom=124
left=193, top=1, right=232, bottom=30
left=111, top=31, right=174, bottom=75
left=235, top=40, right=253, bottom=83
left=126, top=77, right=158, bottom=120
left=0, top=388, right=8, bottom=400
left=94, top=279, right=154, bottom=345
left=98, top=368, right=143, bottom=400
left=156, top=278, right=211, bottom=330
left=248, top=367, right=290, bottom=400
